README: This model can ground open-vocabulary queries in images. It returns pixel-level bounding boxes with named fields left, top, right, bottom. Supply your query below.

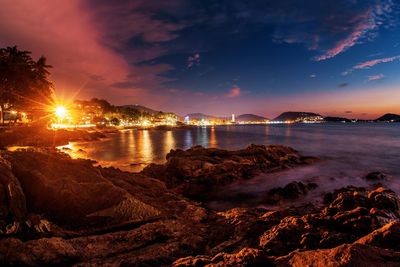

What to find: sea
left=61, top=123, right=400, bottom=209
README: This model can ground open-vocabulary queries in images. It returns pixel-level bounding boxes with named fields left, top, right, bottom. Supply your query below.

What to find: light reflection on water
left=62, top=124, right=400, bottom=205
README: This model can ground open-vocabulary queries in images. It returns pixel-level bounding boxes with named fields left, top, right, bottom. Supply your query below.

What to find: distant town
left=2, top=97, right=399, bottom=129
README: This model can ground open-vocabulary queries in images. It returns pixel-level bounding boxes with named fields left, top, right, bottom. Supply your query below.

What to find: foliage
left=0, top=46, right=54, bottom=124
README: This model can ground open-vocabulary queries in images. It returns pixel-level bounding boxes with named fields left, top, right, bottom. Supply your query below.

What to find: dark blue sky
left=1, top=0, right=399, bottom=118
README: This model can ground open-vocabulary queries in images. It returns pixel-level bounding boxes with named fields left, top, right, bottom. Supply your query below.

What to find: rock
left=142, top=145, right=317, bottom=200
left=259, top=216, right=307, bottom=255
left=275, top=243, right=400, bottom=267
left=0, top=125, right=106, bottom=147
left=172, top=247, right=272, bottom=267
left=4, top=150, right=160, bottom=228
left=264, top=182, right=318, bottom=204
left=0, top=153, right=27, bottom=234
left=356, top=221, right=400, bottom=251
left=365, top=171, right=387, bottom=181
left=368, top=187, right=400, bottom=213
left=2, top=145, right=400, bottom=266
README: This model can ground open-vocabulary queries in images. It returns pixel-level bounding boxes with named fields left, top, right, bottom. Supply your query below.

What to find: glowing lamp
left=55, top=106, right=68, bottom=119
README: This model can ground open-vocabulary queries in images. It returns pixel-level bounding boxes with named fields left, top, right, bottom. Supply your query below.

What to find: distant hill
left=324, top=116, right=352, bottom=123
left=185, top=113, right=217, bottom=120
left=375, top=113, right=400, bottom=122
left=236, top=114, right=269, bottom=122
left=274, top=112, right=322, bottom=121
left=121, top=104, right=162, bottom=114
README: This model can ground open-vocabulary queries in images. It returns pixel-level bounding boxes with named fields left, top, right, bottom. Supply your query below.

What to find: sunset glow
left=0, top=0, right=399, bottom=118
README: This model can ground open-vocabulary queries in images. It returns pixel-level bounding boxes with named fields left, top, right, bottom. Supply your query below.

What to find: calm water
left=63, top=123, right=400, bottom=208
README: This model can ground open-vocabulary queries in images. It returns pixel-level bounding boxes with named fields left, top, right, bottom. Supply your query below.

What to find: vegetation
left=0, top=46, right=53, bottom=125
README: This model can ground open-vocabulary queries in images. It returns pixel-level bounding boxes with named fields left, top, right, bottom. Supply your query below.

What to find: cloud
left=338, top=82, right=349, bottom=88
left=187, top=53, right=201, bottom=68
left=271, top=0, right=397, bottom=61
left=367, top=74, right=385, bottom=81
left=354, top=55, right=400, bottom=69
left=309, top=74, right=316, bottom=78
left=345, top=111, right=352, bottom=114
left=0, top=0, right=187, bottom=107
left=227, top=86, right=241, bottom=98
left=343, top=55, right=400, bottom=75
left=313, top=14, right=377, bottom=61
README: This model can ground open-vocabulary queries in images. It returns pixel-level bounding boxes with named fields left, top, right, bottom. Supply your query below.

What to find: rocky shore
left=1, top=145, right=399, bottom=266
left=0, top=125, right=113, bottom=148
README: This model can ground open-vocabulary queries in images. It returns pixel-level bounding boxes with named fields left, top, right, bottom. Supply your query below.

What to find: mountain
left=185, top=113, right=217, bottom=120
left=121, top=104, right=162, bottom=115
left=236, top=114, right=269, bottom=122
left=274, top=112, right=322, bottom=122
left=375, top=113, right=400, bottom=122
left=324, top=116, right=352, bottom=123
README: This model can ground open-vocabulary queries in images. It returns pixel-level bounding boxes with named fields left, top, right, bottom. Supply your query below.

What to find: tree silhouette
left=0, top=46, right=54, bottom=125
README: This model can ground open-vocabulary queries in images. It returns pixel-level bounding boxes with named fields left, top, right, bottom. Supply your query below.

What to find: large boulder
left=2, top=150, right=160, bottom=229
left=356, top=221, right=400, bottom=251
left=275, top=243, right=400, bottom=267
left=142, top=145, right=317, bottom=200
left=0, top=153, right=27, bottom=235
left=263, top=181, right=318, bottom=204
left=172, top=247, right=271, bottom=267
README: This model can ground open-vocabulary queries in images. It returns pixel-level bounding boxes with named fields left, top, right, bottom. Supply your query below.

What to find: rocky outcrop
left=173, top=186, right=400, bottom=266
left=1, top=146, right=400, bottom=266
left=142, top=144, right=317, bottom=200
left=263, top=181, right=318, bottom=204
left=275, top=243, right=400, bottom=267
left=173, top=248, right=272, bottom=267
left=0, top=125, right=106, bottom=147
left=1, top=150, right=160, bottom=229
left=364, top=171, right=387, bottom=181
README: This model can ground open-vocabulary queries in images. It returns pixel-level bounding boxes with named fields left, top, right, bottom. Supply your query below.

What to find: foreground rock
left=263, top=181, right=318, bottom=205
left=173, top=186, right=400, bottom=266
left=142, top=144, right=317, bottom=200
left=0, top=149, right=208, bottom=265
left=275, top=243, right=400, bottom=267
left=1, top=146, right=400, bottom=266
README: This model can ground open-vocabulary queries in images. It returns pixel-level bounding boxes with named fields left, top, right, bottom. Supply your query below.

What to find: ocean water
left=63, top=123, right=400, bottom=208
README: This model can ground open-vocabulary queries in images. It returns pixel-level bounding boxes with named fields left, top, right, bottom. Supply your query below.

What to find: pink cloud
left=354, top=55, right=400, bottom=69
left=342, top=55, right=400, bottom=75
left=187, top=53, right=201, bottom=68
left=0, top=0, right=185, bottom=108
left=227, top=86, right=241, bottom=98
left=367, top=74, right=385, bottom=81
left=314, top=13, right=376, bottom=61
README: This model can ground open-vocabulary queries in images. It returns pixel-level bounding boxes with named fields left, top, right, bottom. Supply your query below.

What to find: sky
left=0, top=0, right=399, bottom=119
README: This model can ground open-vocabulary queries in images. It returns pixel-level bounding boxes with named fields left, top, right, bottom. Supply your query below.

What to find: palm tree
left=0, top=46, right=54, bottom=125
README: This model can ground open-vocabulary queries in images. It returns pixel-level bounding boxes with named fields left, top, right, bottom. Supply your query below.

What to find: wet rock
left=0, top=153, right=27, bottom=235
left=173, top=247, right=272, bottom=267
left=264, top=182, right=318, bottom=204
left=259, top=216, right=307, bottom=256
left=356, top=221, right=400, bottom=251
left=368, top=187, right=400, bottom=214
left=365, top=171, right=387, bottom=181
left=142, top=145, right=317, bottom=200
left=275, top=243, right=400, bottom=267
left=3, top=151, right=160, bottom=229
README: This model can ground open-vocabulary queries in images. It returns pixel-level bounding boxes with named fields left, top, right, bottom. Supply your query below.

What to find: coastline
left=1, top=142, right=400, bottom=266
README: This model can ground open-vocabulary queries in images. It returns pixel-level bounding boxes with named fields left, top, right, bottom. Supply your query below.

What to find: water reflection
left=197, top=127, right=209, bottom=147
left=61, top=124, right=400, bottom=183
left=184, top=130, right=193, bottom=149
left=209, top=126, right=218, bottom=147
left=164, top=131, right=175, bottom=155
left=139, top=130, right=153, bottom=162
